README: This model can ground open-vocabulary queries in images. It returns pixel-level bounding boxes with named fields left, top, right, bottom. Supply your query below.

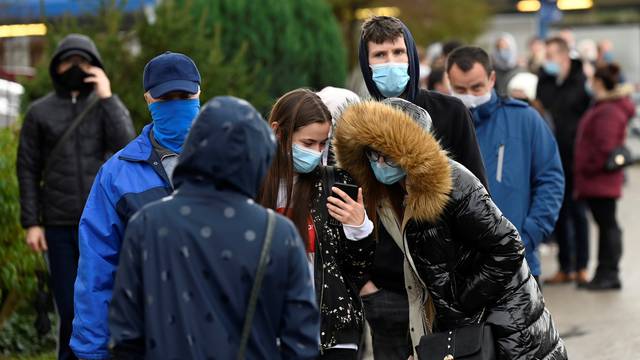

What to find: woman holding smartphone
left=258, top=88, right=375, bottom=359
left=333, top=100, right=566, bottom=359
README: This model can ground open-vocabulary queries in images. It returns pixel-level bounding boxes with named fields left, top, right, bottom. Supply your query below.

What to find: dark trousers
left=555, top=190, right=590, bottom=273
left=586, top=198, right=622, bottom=279
left=45, top=226, right=80, bottom=360
left=362, top=288, right=411, bottom=360
left=319, top=348, right=358, bottom=360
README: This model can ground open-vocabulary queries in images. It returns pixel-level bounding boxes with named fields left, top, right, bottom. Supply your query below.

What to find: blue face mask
left=149, top=99, right=200, bottom=154
left=543, top=61, right=561, bottom=76
left=370, top=63, right=410, bottom=98
left=292, top=144, right=322, bottom=174
left=370, top=160, right=406, bottom=185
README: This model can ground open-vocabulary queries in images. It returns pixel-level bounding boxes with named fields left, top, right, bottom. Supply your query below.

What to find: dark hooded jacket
left=334, top=101, right=567, bottom=360
left=109, top=97, right=320, bottom=360
left=17, top=33, right=135, bottom=228
left=358, top=21, right=487, bottom=189
left=537, top=58, right=592, bottom=183
left=358, top=22, right=489, bottom=294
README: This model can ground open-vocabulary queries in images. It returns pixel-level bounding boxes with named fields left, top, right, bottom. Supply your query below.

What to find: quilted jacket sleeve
left=16, top=109, right=43, bottom=228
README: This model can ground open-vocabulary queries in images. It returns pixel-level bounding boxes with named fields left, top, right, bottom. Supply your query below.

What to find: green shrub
left=0, top=126, right=45, bottom=310
left=21, top=0, right=348, bottom=131
left=0, top=126, right=52, bottom=355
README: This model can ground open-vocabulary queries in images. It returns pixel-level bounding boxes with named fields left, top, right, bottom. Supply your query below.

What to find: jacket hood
left=358, top=22, right=420, bottom=103
left=333, top=101, right=452, bottom=222
left=172, top=96, right=276, bottom=198
left=49, top=34, right=104, bottom=94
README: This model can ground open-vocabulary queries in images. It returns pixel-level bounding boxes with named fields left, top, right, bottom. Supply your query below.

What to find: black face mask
left=58, top=65, right=92, bottom=92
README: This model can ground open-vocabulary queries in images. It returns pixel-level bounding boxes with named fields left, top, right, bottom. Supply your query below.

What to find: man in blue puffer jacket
left=70, top=52, right=202, bottom=359
left=446, top=46, right=565, bottom=283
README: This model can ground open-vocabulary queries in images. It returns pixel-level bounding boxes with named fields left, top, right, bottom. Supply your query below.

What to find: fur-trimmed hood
left=333, top=101, right=452, bottom=222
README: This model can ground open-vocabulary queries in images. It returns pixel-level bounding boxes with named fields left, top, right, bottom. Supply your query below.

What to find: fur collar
left=333, top=101, right=452, bottom=222
left=596, top=83, right=634, bottom=102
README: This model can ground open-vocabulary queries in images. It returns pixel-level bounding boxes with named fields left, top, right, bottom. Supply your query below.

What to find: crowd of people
left=15, top=15, right=636, bottom=360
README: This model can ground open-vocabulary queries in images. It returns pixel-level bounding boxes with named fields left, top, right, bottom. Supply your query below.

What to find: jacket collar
left=471, top=89, right=500, bottom=124
left=119, top=124, right=154, bottom=162
left=334, top=101, right=452, bottom=222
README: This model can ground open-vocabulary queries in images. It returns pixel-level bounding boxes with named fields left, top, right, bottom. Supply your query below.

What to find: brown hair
left=594, top=63, right=621, bottom=91
left=258, top=89, right=331, bottom=249
left=361, top=16, right=404, bottom=45
left=545, top=37, right=570, bottom=54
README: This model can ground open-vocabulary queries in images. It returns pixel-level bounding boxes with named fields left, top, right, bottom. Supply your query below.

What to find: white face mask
left=451, top=91, right=492, bottom=109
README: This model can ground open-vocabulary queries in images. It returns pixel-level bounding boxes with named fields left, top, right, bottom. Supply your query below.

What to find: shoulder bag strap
left=237, top=208, right=277, bottom=360
left=43, top=95, right=100, bottom=177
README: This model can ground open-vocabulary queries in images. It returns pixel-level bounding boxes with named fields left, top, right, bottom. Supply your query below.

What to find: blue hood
left=172, top=96, right=277, bottom=198
left=359, top=21, right=420, bottom=103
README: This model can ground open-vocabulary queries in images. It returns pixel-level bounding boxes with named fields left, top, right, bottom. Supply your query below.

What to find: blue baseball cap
left=143, top=51, right=201, bottom=98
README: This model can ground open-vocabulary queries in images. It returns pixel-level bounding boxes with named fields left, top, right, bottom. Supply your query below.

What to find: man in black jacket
left=357, top=16, right=488, bottom=359
left=537, top=37, right=592, bottom=286
left=16, top=33, right=134, bottom=360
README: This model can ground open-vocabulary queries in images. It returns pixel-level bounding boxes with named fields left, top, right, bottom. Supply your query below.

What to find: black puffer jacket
left=334, top=101, right=567, bottom=359
left=17, top=34, right=135, bottom=227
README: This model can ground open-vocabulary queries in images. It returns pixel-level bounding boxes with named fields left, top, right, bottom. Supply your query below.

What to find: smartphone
left=331, top=182, right=359, bottom=201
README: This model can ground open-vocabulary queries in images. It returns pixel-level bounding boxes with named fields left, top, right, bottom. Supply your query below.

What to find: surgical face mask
left=497, top=48, right=514, bottom=63
left=370, top=62, right=410, bottom=98
left=149, top=98, right=200, bottom=154
left=292, top=143, right=322, bottom=174
left=452, top=91, right=492, bottom=109
left=370, top=160, right=406, bottom=185
left=543, top=61, right=561, bottom=76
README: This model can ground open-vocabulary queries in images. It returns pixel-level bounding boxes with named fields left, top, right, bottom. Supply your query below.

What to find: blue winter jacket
left=109, top=96, right=320, bottom=360
left=71, top=124, right=173, bottom=359
left=471, top=91, right=564, bottom=276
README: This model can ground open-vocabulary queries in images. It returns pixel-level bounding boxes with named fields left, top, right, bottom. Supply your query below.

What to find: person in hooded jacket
left=108, top=96, right=320, bottom=360
left=537, top=37, right=593, bottom=286
left=71, top=52, right=202, bottom=359
left=334, top=100, right=567, bottom=360
left=356, top=16, right=488, bottom=359
left=574, top=64, right=636, bottom=290
left=16, top=33, right=134, bottom=360
left=258, top=89, right=375, bottom=360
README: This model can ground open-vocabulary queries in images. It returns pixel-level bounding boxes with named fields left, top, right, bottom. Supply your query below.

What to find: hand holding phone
left=327, top=183, right=365, bottom=226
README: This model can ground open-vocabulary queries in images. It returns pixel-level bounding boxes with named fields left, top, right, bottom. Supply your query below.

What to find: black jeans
left=586, top=198, right=622, bottom=279
left=45, top=226, right=80, bottom=360
left=555, top=189, right=590, bottom=273
left=362, top=288, right=411, bottom=360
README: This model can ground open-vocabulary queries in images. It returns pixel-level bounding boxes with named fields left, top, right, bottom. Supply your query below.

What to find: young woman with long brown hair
left=259, top=88, right=375, bottom=359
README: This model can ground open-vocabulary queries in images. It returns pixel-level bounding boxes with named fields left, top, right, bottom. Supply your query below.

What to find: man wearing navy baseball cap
left=71, top=52, right=201, bottom=360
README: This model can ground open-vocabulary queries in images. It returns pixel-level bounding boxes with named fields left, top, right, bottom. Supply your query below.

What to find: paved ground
left=540, top=165, right=640, bottom=359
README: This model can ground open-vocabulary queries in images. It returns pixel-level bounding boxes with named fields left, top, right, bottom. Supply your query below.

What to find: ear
left=270, top=122, right=281, bottom=139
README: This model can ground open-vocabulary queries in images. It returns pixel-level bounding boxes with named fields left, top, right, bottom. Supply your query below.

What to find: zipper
left=316, top=221, right=325, bottom=355
left=496, top=144, right=505, bottom=183
left=72, top=95, right=85, bottom=213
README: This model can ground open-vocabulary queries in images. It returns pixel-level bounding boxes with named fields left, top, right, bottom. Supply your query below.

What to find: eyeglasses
left=366, top=149, right=399, bottom=167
